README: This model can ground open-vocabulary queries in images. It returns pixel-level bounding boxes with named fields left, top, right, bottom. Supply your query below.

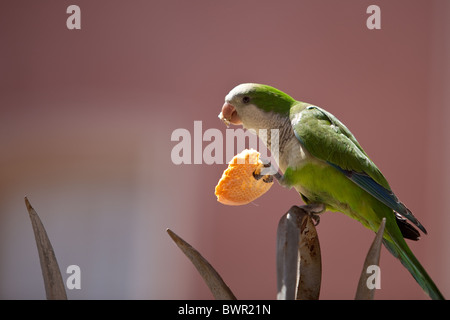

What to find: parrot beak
left=219, top=102, right=242, bottom=126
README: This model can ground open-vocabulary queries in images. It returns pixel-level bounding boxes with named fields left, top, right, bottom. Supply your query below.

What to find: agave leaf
left=166, top=228, right=236, bottom=300
left=25, top=197, right=67, bottom=300
left=277, top=205, right=321, bottom=300
left=355, top=217, right=386, bottom=300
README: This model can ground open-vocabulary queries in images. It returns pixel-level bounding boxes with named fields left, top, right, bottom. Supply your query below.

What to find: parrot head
left=219, top=83, right=295, bottom=130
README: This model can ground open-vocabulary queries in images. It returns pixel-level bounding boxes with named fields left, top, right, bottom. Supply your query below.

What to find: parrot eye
left=242, top=96, right=250, bottom=104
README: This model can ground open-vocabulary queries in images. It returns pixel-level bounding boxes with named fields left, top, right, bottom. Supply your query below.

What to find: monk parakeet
left=219, top=83, right=444, bottom=300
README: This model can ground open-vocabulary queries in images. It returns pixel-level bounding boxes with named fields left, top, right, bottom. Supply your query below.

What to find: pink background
left=1, top=1, right=449, bottom=299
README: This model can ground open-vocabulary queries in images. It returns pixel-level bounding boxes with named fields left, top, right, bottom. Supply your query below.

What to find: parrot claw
left=253, top=159, right=290, bottom=188
left=252, top=170, right=273, bottom=183
left=253, top=166, right=283, bottom=184
left=311, top=214, right=320, bottom=226
left=301, top=203, right=326, bottom=226
left=253, top=159, right=278, bottom=183
left=252, top=170, right=261, bottom=180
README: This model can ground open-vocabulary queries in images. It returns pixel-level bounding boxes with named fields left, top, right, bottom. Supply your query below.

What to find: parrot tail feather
left=395, top=213, right=420, bottom=241
left=382, top=239, right=444, bottom=300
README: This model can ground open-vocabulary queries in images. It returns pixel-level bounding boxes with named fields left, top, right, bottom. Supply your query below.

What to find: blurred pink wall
left=0, top=1, right=448, bottom=299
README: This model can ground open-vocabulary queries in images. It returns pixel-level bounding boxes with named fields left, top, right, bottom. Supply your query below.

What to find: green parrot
left=219, top=83, right=444, bottom=300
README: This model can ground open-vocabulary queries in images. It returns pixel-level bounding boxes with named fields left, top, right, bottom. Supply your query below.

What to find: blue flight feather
left=327, top=162, right=427, bottom=234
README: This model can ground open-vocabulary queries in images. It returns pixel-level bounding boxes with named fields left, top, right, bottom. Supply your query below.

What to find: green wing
left=290, top=103, right=426, bottom=233
left=291, top=104, right=389, bottom=187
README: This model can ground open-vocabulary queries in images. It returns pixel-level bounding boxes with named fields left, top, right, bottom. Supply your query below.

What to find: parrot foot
left=253, top=161, right=284, bottom=184
left=301, top=203, right=325, bottom=226
left=252, top=170, right=273, bottom=183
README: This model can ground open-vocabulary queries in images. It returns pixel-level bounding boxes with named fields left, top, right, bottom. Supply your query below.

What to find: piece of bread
left=215, top=149, right=273, bottom=205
